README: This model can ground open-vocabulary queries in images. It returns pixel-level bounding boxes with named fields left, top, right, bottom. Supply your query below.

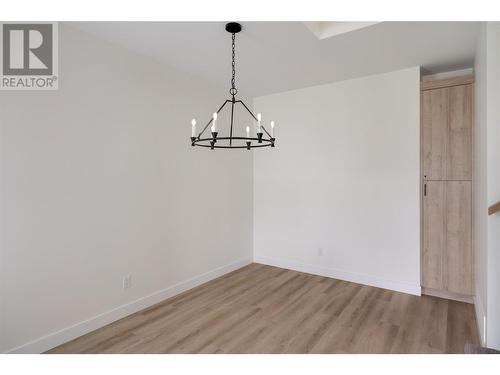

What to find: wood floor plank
left=47, top=264, right=480, bottom=354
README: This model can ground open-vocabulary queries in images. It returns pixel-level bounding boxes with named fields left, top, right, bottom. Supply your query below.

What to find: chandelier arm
left=237, top=100, right=273, bottom=138
left=229, top=100, right=235, bottom=146
left=260, top=125, right=272, bottom=138
left=236, top=100, right=258, bottom=121
left=197, top=100, right=230, bottom=138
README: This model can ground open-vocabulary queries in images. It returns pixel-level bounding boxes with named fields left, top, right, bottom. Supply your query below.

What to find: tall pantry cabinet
left=421, top=75, right=474, bottom=303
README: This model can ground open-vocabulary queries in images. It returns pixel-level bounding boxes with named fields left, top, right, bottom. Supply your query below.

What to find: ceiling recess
left=304, top=21, right=380, bottom=40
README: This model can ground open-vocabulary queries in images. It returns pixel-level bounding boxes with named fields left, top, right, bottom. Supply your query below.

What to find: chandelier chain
left=230, top=32, right=237, bottom=96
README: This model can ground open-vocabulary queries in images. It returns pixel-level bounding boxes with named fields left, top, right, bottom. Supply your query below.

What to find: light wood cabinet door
left=447, top=85, right=473, bottom=180
left=422, top=180, right=473, bottom=295
left=422, top=181, right=445, bottom=290
left=422, top=88, right=448, bottom=180
left=444, top=181, right=472, bottom=294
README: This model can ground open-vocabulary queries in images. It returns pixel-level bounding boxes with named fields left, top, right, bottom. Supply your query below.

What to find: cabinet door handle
left=424, top=183, right=427, bottom=196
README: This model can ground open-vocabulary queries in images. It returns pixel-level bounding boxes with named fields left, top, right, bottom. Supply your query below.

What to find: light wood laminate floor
left=48, top=263, right=479, bottom=354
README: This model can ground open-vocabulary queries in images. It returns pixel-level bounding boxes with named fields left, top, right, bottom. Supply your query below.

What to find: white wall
left=0, top=24, right=253, bottom=353
left=253, top=67, right=421, bottom=295
left=474, top=21, right=500, bottom=350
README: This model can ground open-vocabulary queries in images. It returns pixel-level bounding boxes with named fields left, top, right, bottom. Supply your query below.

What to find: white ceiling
left=71, top=22, right=479, bottom=98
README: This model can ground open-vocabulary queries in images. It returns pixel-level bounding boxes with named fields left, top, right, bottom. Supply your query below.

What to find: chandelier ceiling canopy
left=190, top=22, right=276, bottom=150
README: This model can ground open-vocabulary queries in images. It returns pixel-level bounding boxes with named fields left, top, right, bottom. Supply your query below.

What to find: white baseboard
left=6, top=258, right=252, bottom=354
left=254, top=255, right=421, bottom=296
left=474, top=293, right=487, bottom=346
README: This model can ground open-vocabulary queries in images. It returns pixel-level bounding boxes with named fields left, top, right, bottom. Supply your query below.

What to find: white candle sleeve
left=191, top=119, right=196, bottom=137
left=212, top=112, right=217, bottom=132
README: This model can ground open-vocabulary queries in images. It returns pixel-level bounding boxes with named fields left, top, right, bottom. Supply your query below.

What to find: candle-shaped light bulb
left=246, top=126, right=250, bottom=138
left=210, top=112, right=217, bottom=133
left=257, top=113, right=262, bottom=133
left=270, top=121, right=275, bottom=138
left=191, top=119, right=196, bottom=137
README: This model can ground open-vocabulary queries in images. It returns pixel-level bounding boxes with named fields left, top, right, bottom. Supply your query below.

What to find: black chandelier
left=190, top=22, right=276, bottom=150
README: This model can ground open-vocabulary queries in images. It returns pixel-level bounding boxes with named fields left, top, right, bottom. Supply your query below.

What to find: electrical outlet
left=127, top=275, right=132, bottom=289
left=123, top=275, right=132, bottom=290
left=317, top=247, right=324, bottom=256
